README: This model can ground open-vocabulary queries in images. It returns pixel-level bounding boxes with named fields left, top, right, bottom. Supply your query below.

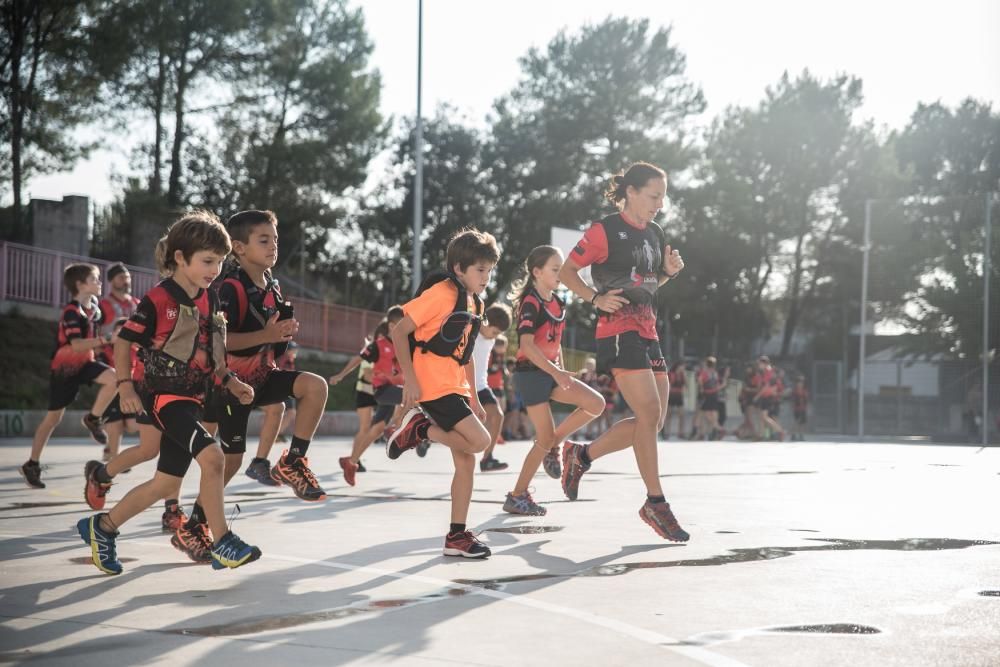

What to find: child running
left=331, top=306, right=406, bottom=486
left=791, top=374, right=808, bottom=441
left=77, top=210, right=261, bottom=574
left=503, top=246, right=605, bottom=515
left=20, top=264, right=117, bottom=488
left=211, top=210, right=328, bottom=506
left=386, top=228, right=498, bottom=558
left=471, top=304, right=513, bottom=472
left=663, top=361, right=686, bottom=439
left=557, top=162, right=691, bottom=541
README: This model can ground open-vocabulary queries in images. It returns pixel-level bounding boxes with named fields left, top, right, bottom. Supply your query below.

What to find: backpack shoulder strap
left=223, top=277, right=248, bottom=329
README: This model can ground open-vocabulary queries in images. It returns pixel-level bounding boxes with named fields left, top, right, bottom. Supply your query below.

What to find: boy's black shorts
left=152, top=397, right=217, bottom=478
left=48, top=361, right=110, bottom=411
left=477, top=388, right=498, bottom=407
left=215, top=370, right=299, bottom=454
left=420, top=393, right=473, bottom=433
left=596, top=332, right=666, bottom=375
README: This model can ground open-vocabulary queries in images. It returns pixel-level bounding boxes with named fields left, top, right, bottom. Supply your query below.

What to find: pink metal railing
left=0, top=241, right=381, bottom=354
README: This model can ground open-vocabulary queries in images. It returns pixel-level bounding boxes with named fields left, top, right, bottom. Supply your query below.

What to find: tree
left=0, top=0, right=107, bottom=238
left=699, top=71, right=866, bottom=357
left=891, top=99, right=1000, bottom=359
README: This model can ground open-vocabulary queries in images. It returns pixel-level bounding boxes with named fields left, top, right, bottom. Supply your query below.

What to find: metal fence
left=0, top=241, right=382, bottom=355
left=855, top=194, right=998, bottom=444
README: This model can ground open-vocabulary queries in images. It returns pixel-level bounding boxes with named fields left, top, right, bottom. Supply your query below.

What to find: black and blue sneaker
left=76, top=514, right=122, bottom=575
left=245, top=457, right=280, bottom=486
left=211, top=530, right=262, bottom=570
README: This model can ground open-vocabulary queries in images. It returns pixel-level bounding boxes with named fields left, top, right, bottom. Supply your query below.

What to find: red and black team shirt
left=218, top=270, right=281, bottom=389
left=793, top=385, right=808, bottom=412
left=360, top=334, right=402, bottom=388
left=515, top=290, right=565, bottom=365
left=487, top=349, right=505, bottom=390
left=276, top=351, right=296, bottom=372
left=98, top=293, right=141, bottom=365
left=668, top=368, right=686, bottom=395
left=51, top=299, right=101, bottom=377
left=571, top=212, right=666, bottom=340
left=119, top=279, right=214, bottom=397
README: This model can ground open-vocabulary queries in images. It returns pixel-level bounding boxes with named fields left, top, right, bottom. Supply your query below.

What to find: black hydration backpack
left=408, top=270, right=483, bottom=366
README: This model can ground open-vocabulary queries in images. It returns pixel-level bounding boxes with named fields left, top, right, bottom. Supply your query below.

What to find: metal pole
left=984, top=193, right=992, bottom=447
left=412, top=0, right=424, bottom=289
left=299, top=220, right=306, bottom=299
left=858, top=200, right=872, bottom=440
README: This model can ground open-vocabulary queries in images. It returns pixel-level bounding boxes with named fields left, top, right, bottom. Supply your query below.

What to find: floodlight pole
left=984, top=193, right=993, bottom=447
left=858, top=199, right=872, bottom=440
left=412, top=0, right=424, bottom=289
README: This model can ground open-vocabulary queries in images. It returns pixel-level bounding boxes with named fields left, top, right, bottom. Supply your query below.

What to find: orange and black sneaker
left=161, top=501, right=189, bottom=533
left=271, top=451, right=327, bottom=501
left=339, top=456, right=358, bottom=487
left=171, top=521, right=214, bottom=563
left=84, top=460, right=111, bottom=511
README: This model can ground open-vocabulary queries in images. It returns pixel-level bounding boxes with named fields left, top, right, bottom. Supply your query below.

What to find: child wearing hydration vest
left=77, top=210, right=261, bottom=575
left=387, top=229, right=499, bottom=558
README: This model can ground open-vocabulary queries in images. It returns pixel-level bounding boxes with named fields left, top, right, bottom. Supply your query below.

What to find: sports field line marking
left=2, top=531, right=749, bottom=667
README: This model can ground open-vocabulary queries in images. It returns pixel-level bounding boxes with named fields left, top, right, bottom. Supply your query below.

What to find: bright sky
left=27, top=0, right=1000, bottom=206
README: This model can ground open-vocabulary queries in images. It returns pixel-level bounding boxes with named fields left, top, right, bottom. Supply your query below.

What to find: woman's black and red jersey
left=360, top=334, right=402, bottom=389
left=571, top=211, right=666, bottom=340
left=515, top=289, right=565, bottom=365
left=218, top=268, right=285, bottom=389
left=118, top=278, right=219, bottom=399
left=51, top=299, right=102, bottom=378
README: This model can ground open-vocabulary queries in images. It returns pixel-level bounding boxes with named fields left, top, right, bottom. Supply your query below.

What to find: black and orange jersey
left=360, top=334, right=402, bottom=388
left=50, top=299, right=101, bottom=377
left=515, top=289, right=565, bottom=365
left=98, top=293, right=140, bottom=366
left=571, top=212, right=666, bottom=340
left=793, top=385, right=808, bottom=412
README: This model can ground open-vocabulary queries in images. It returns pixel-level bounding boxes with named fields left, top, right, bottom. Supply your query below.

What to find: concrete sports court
left=2, top=437, right=998, bottom=666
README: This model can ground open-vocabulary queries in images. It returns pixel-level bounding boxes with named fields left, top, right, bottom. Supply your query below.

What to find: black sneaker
left=639, top=499, right=690, bottom=542
left=271, top=451, right=327, bottom=501
left=416, top=439, right=431, bottom=457
left=542, top=447, right=561, bottom=479
left=443, top=530, right=491, bottom=558
left=20, top=461, right=44, bottom=489
left=81, top=413, right=108, bottom=445
left=245, top=457, right=280, bottom=486
left=480, top=456, right=509, bottom=472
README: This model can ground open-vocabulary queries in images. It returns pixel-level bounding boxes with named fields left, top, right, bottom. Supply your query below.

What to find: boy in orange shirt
left=388, top=229, right=499, bottom=558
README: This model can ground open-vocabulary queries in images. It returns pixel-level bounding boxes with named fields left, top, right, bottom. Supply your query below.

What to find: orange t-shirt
left=403, top=280, right=474, bottom=402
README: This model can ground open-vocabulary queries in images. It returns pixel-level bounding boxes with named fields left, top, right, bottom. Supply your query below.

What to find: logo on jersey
left=618, top=231, right=628, bottom=240
left=166, top=307, right=178, bottom=320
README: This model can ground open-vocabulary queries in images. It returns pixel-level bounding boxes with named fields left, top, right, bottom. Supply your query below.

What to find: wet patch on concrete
left=453, top=538, right=998, bottom=588
left=172, top=586, right=495, bottom=637
left=790, top=529, right=821, bottom=533
left=661, top=471, right=818, bottom=478
left=715, top=531, right=739, bottom=534
left=680, top=623, right=882, bottom=646
left=978, top=591, right=1000, bottom=597
left=484, top=525, right=564, bottom=534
